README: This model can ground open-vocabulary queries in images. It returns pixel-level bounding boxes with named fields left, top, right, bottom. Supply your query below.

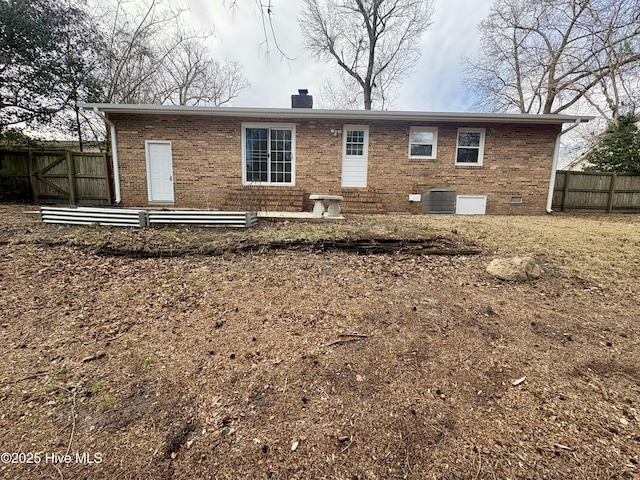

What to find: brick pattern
left=340, top=189, right=385, bottom=214
left=225, top=186, right=305, bottom=212
left=109, top=113, right=561, bottom=214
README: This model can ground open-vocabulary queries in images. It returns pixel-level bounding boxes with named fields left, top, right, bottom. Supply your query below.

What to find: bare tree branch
left=225, top=0, right=294, bottom=59
left=160, top=34, right=250, bottom=106
left=464, top=0, right=640, bottom=121
left=300, top=0, right=434, bottom=110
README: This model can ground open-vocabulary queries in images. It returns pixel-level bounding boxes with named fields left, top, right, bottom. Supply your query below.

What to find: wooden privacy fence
left=553, top=171, right=640, bottom=212
left=0, top=149, right=112, bottom=205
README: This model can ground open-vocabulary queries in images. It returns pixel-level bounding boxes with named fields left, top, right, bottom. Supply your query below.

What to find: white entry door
left=145, top=140, right=174, bottom=203
left=342, top=126, right=369, bottom=187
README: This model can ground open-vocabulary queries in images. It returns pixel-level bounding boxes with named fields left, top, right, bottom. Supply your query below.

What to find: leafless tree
left=318, top=78, right=362, bottom=109
left=582, top=1, right=640, bottom=122
left=94, top=0, right=187, bottom=103
left=94, top=0, right=249, bottom=106
left=465, top=0, right=640, bottom=121
left=73, top=0, right=250, bottom=148
left=224, top=0, right=293, bottom=59
left=159, top=36, right=249, bottom=106
left=299, top=0, right=434, bottom=110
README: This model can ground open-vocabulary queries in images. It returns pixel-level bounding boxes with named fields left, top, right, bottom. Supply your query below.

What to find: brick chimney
left=291, top=89, right=313, bottom=108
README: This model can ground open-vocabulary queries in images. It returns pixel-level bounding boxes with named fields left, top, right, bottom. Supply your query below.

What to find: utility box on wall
left=422, top=189, right=455, bottom=214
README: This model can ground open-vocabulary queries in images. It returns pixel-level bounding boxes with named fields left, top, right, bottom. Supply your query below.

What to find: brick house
left=83, top=94, right=591, bottom=214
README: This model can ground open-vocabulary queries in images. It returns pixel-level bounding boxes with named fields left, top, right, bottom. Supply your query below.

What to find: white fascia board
left=79, top=103, right=593, bottom=125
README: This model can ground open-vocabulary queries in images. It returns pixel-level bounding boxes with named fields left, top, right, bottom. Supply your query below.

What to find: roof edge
left=79, top=103, right=594, bottom=124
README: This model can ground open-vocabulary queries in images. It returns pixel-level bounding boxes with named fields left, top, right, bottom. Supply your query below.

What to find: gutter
left=546, top=119, right=582, bottom=213
left=78, top=102, right=594, bottom=125
left=92, top=107, right=121, bottom=204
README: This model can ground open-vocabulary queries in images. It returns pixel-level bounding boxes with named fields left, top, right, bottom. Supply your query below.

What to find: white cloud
left=187, top=0, right=494, bottom=111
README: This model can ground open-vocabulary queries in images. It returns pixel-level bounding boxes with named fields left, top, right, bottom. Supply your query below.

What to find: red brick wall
left=109, top=113, right=561, bottom=214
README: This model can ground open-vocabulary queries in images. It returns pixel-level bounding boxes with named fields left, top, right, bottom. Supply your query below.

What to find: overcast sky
left=187, top=0, right=494, bottom=112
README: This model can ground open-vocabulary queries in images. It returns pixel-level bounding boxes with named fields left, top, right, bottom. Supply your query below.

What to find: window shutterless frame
left=408, top=126, right=438, bottom=159
left=241, top=123, right=296, bottom=186
left=455, top=128, right=486, bottom=166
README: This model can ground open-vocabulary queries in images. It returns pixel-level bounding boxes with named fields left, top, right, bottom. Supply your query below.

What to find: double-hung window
left=408, top=127, right=438, bottom=159
left=242, top=123, right=295, bottom=185
left=455, top=128, right=486, bottom=166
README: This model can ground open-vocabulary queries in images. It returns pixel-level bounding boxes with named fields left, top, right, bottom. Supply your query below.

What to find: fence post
left=66, top=151, right=76, bottom=205
left=561, top=171, right=571, bottom=212
left=27, top=150, right=39, bottom=204
left=137, top=210, right=148, bottom=228
left=102, top=153, right=113, bottom=204
left=606, top=172, right=617, bottom=213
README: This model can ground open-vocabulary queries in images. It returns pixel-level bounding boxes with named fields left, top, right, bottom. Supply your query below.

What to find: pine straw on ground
left=0, top=204, right=639, bottom=479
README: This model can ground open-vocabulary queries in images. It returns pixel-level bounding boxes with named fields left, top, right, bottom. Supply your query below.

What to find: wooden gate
left=0, top=150, right=112, bottom=205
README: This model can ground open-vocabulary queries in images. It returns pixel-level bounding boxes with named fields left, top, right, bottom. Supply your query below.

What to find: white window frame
left=343, top=125, right=369, bottom=159
left=455, top=128, right=486, bottom=166
left=408, top=126, right=438, bottom=159
left=241, top=122, right=296, bottom=186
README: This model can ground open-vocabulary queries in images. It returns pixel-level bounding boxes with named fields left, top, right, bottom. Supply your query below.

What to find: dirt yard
left=0, top=204, right=639, bottom=479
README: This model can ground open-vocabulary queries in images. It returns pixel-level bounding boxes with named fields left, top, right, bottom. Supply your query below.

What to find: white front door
left=342, top=126, right=369, bottom=188
left=145, top=141, right=174, bottom=203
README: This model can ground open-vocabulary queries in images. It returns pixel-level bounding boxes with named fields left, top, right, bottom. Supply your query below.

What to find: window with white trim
left=455, top=128, right=486, bottom=166
left=408, top=127, right=438, bottom=159
left=242, top=123, right=295, bottom=185
left=345, top=129, right=365, bottom=156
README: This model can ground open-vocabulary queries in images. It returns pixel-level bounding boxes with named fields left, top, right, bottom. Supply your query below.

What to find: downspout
left=92, top=107, right=121, bottom=204
left=546, top=119, right=581, bottom=213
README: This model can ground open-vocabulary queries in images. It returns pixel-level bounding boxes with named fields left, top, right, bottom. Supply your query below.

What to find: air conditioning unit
left=422, top=189, right=455, bottom=214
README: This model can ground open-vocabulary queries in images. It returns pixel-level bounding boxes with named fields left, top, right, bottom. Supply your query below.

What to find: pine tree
left=585, top=114, right=640, bottom=174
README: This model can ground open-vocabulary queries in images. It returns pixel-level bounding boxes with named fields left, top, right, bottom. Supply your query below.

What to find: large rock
left=486, top=257, right=541, bottom=281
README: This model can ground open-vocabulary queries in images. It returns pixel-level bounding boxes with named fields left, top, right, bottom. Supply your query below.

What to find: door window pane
left=246, top=128, right=269, bottom=182
left=346, top=130, right=365, bottom=156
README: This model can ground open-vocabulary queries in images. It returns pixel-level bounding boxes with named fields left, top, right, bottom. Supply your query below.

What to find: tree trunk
left=363, top=85, right=373, bottom=110
left=74, top=104, right=84, bottom=153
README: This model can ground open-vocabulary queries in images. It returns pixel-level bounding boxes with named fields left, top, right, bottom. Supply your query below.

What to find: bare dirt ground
left=0, top=203, right=639, bottom=479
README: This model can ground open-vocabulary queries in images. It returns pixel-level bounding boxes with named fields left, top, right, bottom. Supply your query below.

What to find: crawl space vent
left=422, top=189, right=455, bottom=214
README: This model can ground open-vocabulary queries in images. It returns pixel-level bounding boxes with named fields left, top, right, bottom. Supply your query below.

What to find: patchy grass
left=415, top=214, right=640, bottom=289
left=0, top=204, right=639, bottom=479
